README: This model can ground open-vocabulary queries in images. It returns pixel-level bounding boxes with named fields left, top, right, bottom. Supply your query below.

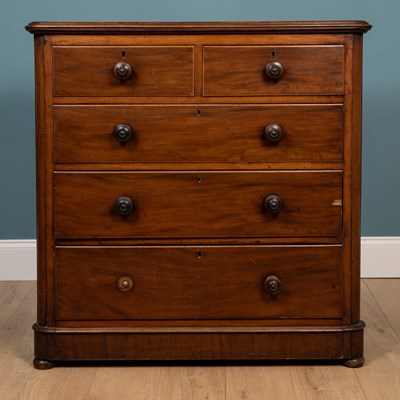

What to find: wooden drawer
left=54, top=171, right=342, bottom=239
left=53, top=46, right=194, bottom=97
left=203, top=45, right=344, bottom=96
left=56, top=245, right=342, bottom=321
left=54, top=104, right=343, bottom=163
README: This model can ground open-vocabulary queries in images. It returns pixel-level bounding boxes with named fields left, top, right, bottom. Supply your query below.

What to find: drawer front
left=54, top=171, right=342, bottom=238
left=56, top=245, right=342, bottom=321
left=53, top=46, right=194, bottom=96
left=54, top=104, right=343, bottom=163
left=203, top=45, right=344, bottom=96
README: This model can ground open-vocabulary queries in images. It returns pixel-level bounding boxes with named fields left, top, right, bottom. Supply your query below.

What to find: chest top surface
left=25, top=20, right=372, bottom=35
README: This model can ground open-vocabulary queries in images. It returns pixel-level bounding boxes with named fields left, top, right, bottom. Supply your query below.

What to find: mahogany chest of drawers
left=26, top=21, right=371, bottom=369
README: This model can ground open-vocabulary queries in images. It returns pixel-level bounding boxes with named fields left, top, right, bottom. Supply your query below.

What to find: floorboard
left=226, top=366, right=296, bottom=400
left=353, top=281, right=400, bottom=400
left=289, top=365, right=366, bottom=399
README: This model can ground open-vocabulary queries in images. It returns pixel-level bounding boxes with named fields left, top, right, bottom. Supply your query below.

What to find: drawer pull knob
left=114, top=195, right=134, bottom=216
left=117, top=276, right=134, bottom=292
left=114, top=61, right=132, bottom=81
left=263, top=275, right=281, bottom=296
left=263, top=194, right=283, bottom=214
left=264, top=124, right=283, bottom=143
left=265, top=61, right=284, bottom=80
left=113, top=123, right=134, bottom=143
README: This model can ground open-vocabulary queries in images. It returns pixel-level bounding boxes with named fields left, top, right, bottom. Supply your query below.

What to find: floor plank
left=0, top=283, right=36, bottom=361
left=0, top=284, right=41, bottom=400
left=155, top=366, right=225, bottom=400
left=27, top=367, right=97, bottom=400
left=226, top=366, right=296, bottom=400
left=88, top=366, right=225, bottom=400
left=0, top=281, right=35, bottom=304
left=365, top=279, right=400, bottom=338
left=88, top=366, right=162, bottom=400
left=289, top=365, right=366, bottom=399
left=0, top=281, right=35, bottom=330
left=353, top=280, right=400, bottom=400
left=0, top=358, right=34, bottom=400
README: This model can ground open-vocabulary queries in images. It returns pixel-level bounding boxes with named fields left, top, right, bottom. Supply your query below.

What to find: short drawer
left=56, top=245, right=342, bottom=321
left=203, top=45, right=344, bottom=96
left=54, top=171, right=342, bottom=238
left=53, top=46, right=194, bottom=96
left=54, top=104, right=343, bottom=163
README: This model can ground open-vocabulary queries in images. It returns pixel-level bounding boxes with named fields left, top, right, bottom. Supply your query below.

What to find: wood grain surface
left=54, top=171, right=343, bottom=239
left=203, top=45, right=344, bottom=96
left=54, top=104, right=343, bottom=164
left=53, top=46, right=194, bottom=97
left=55, top=245, right=342, bottom=320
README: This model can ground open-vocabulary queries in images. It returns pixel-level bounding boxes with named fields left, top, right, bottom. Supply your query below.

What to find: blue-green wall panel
left=0, top=0, right=398, bottom=238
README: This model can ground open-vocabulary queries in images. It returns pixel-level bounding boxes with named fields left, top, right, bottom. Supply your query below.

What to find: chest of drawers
left=26, top=21, right=371, bottom=369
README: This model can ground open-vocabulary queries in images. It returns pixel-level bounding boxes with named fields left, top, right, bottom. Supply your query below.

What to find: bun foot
left=33, top=358, right=55, bottom=370
left=343, top=356, right=365, bottom=368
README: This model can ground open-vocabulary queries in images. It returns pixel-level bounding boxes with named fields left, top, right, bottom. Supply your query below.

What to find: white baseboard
left=0, top=238, right=399, bottom=280
left=361, top=237, right=400, bottom=277
left=0, top=240, right=37, bottom=280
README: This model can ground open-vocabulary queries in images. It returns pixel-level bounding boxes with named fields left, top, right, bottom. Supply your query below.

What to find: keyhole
left=272, top=51, right=276, bottom=57
left=197, top=174, right=201, bottom=184
left=122, top=51, right=126, bottom=58
left=197, top=250, right=202, bottom=259
left=197, top=109, right=201, bottom=117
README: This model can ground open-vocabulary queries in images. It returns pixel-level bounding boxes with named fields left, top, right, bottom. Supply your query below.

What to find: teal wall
left=0, top=0, right=397, bottom=238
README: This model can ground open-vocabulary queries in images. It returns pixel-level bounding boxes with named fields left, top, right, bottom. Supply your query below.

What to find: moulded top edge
left=25, top=20, right=372, bottom=35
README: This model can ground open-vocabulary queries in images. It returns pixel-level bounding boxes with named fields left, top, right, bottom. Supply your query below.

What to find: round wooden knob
left=264, top=124, right=283, bottom=143
left=263, top=194, right=283, bottom=214
left=263, top=275, right=281, bottom=296
left=114, top=61, right=132, bottom=80
left=117, top=276, right=134, bottom=292
left=114, top=195, right=134, bottom=216
left=265, top=61, right=284, bottom=80
left=113, top=123, right=134, bottom=143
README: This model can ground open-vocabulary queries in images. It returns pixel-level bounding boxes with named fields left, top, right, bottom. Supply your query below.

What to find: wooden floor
left=1, top=280, right=400, bottom=399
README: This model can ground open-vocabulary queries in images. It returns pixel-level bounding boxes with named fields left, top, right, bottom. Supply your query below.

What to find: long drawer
left=203, top=45, right=344, bottom=96
left=54, top=104, right=343, bottom=164
left=53, top=46, right=194, bottom=97
left=56, top=245, right=342, bottom=321
left=54, top=171, right=342, bottom=238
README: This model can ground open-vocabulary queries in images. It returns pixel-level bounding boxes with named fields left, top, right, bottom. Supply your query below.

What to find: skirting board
left=0, top=240, right=37, bottom=281
left=0, top=238, right=399, bottom=280
left=361, top=237, right=400, bottom=278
